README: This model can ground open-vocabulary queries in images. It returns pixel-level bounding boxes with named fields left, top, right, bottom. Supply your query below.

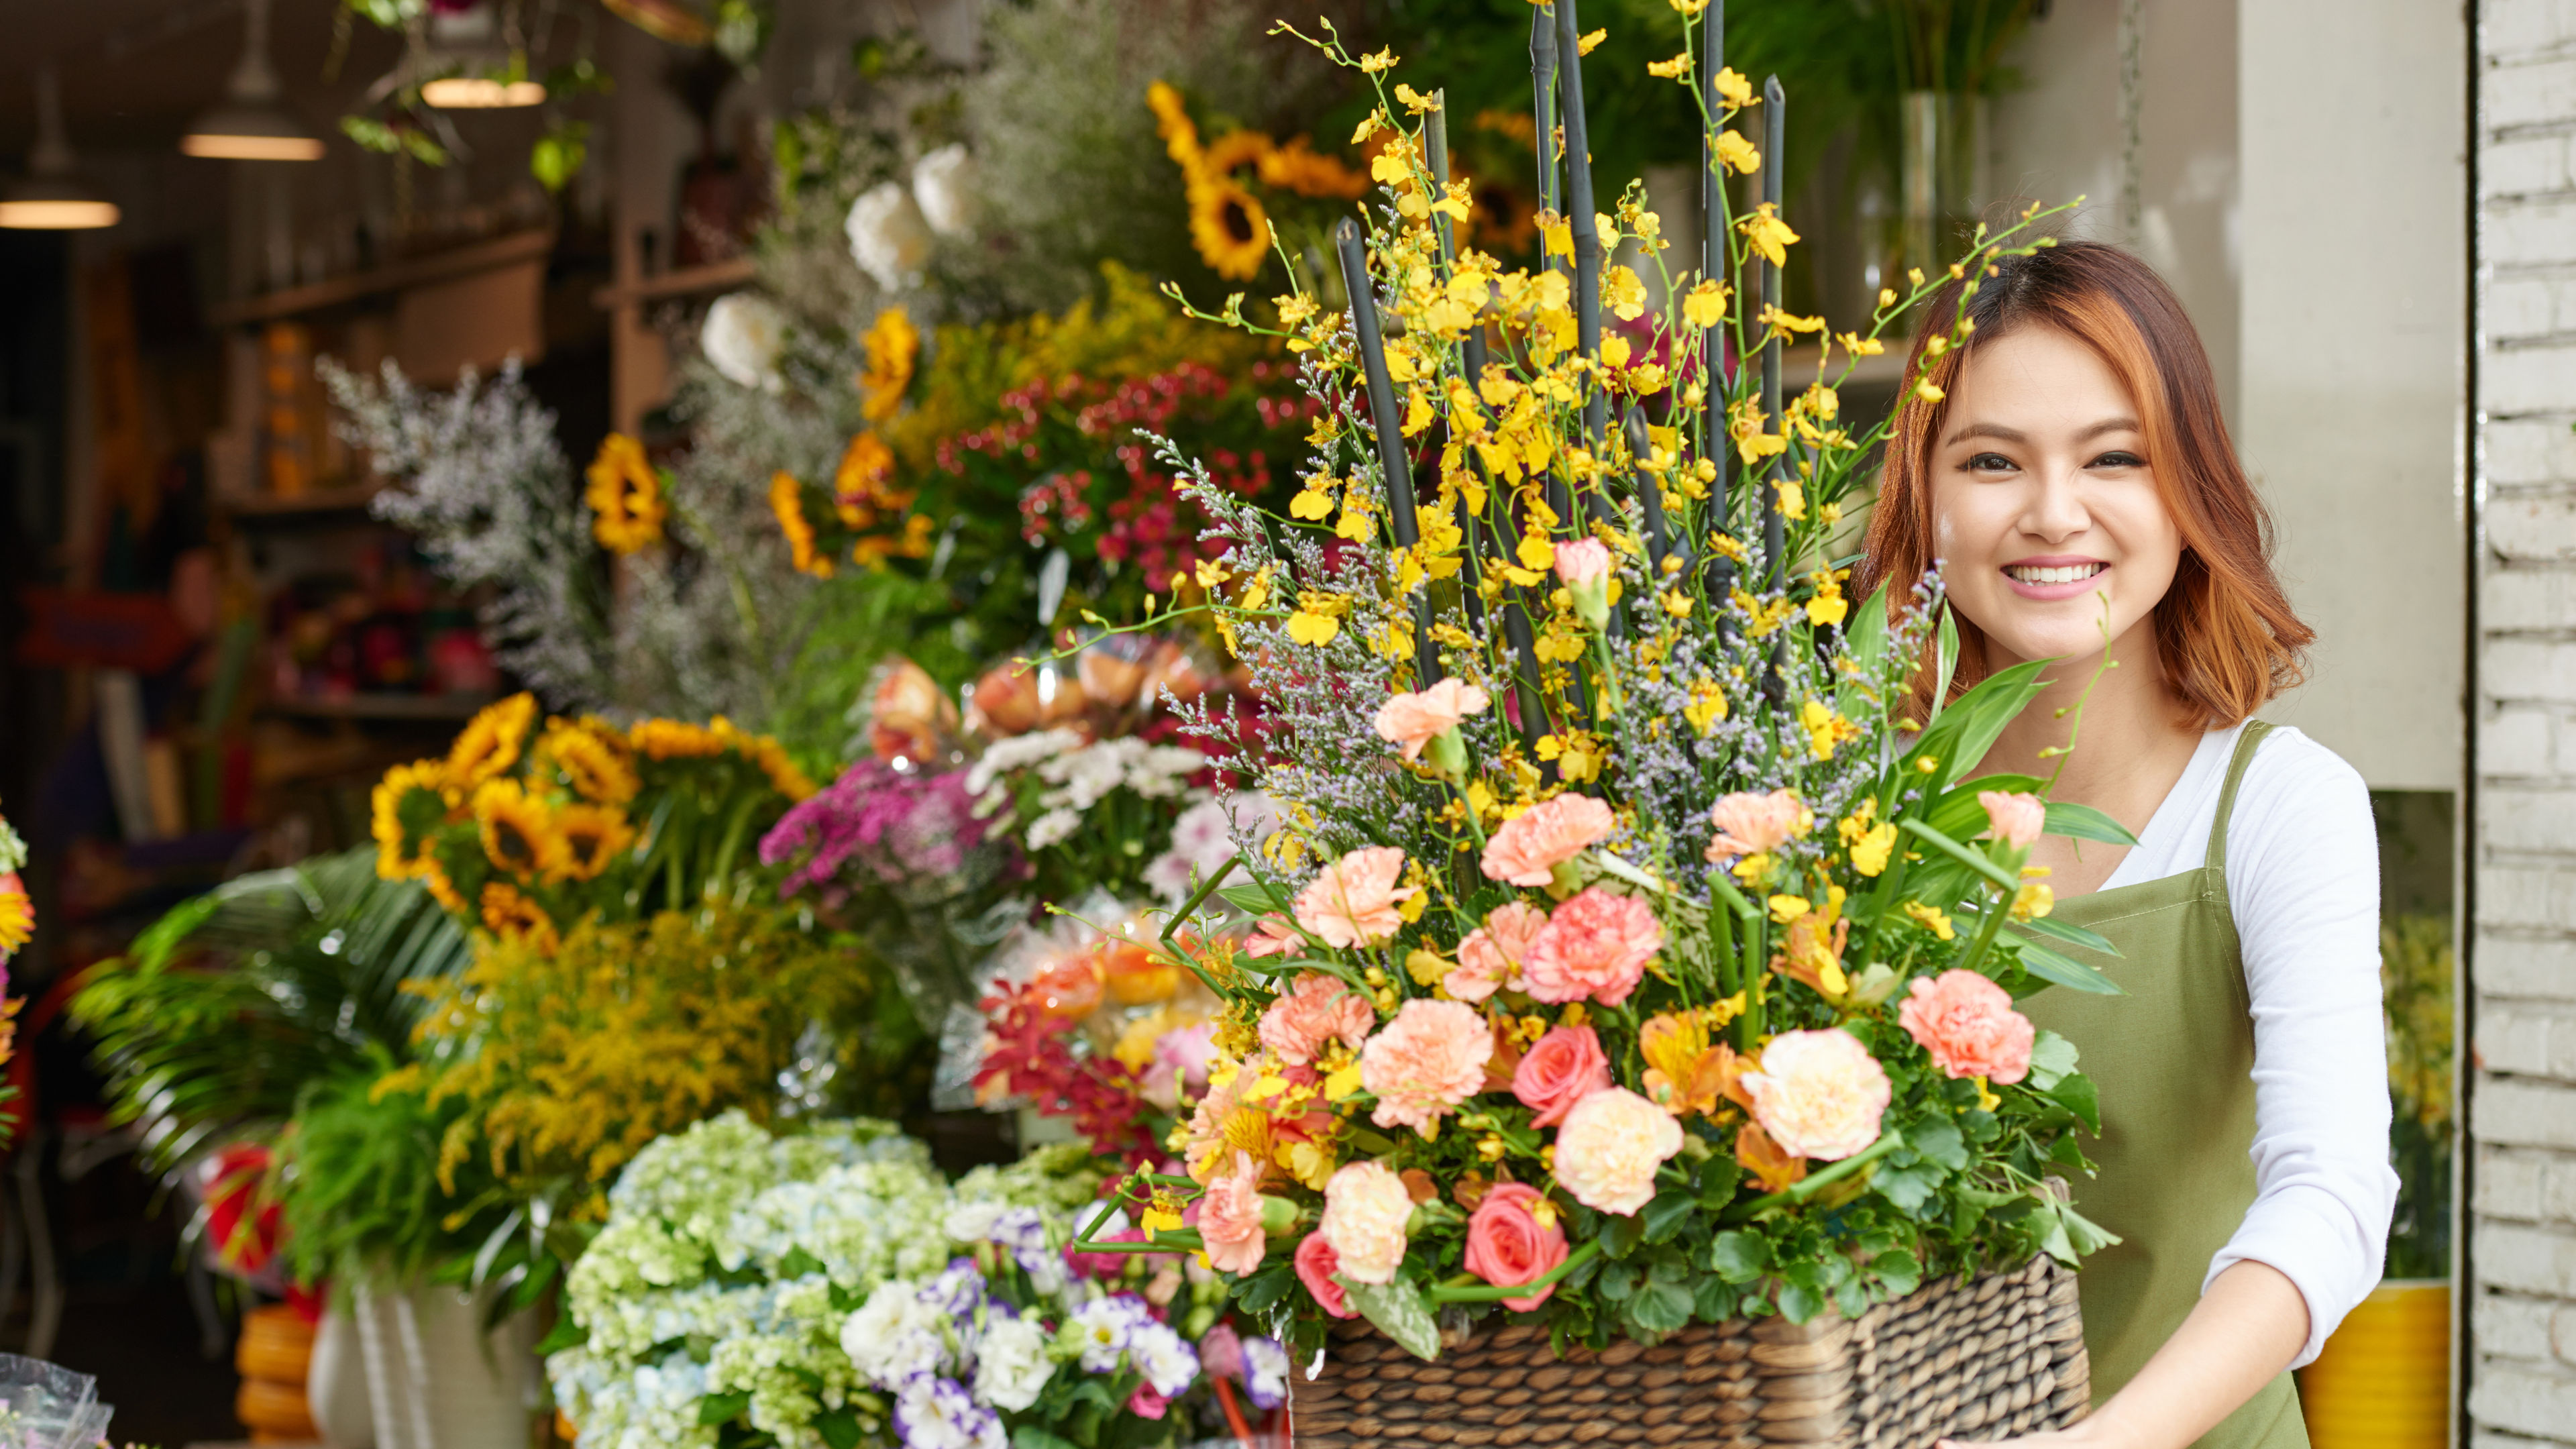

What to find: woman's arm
left=1940, top=1261, right=2310, bottom=1449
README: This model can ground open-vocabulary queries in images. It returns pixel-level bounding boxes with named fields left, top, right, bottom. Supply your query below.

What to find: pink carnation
left=1293, top=846, right=1415, bottom=949
left=1705, top=790, right=1813, bottom=862
left=1512, top=1024, right=1611, bottom=1128
left=1980, top=791, right=2046, bottom=849
left=1374, top=678, right=1491, bottom=761
left=1742, top=1028, right=1893, bottom=1161
left=1259, top=971, right=1376, bottom=1066
left=1554, top=1087, right=1684, bottom=1216
left=1553, top=537, right=1612, bottom=585
left=1462, top=1182, right=1568, bottom=1311
left=1293, top=1230, right=1357, bottom=1318
left=1319, top=1160, right=1414, bottom=1285
left=1244, top=914, right=1303, bottom=959
left=1361, top=998, right=1494, bottom=1135
left=1520, top=888, right=1663, bottom=1007
left=1450, top=901, right=1548, bottom=1002
left=1898, top=969, right=2037, bottom=1083
left=1197, top=1150, right=1269, bottom=1275
left=1480, top=794, right=1616, bottom=887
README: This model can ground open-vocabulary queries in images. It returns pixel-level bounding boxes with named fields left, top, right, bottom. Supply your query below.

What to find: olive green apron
left=2020, top=722, right=2310, bottom=1449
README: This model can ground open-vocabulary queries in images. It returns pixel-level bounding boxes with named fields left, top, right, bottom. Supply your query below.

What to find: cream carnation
left=1319, top=1161, right=1413, bottom=1285
left=1481, top=794, right=1616, bottom=887
left=1554, top=1087, right=1683, bottom=1216
left=1742, top=1028, right=1893, bottom=1161
left=1360, top=998, right=1493, bottom=1135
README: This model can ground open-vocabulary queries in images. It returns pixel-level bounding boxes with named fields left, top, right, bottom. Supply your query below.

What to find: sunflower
left=445, top=693, right=539, bottom=792
left=423, top=864, right=469, bottom=916
left=712, top=718, right=818, bottom=801
left=851, top=513, right=937, bottom=572
left=535, top=718, right=639, bottom=806
left=473, top=777, right=570, bottom=880
left=771, top=472, right=835, bottom=579
left=586, top=434, right=668, bottom=555
left=1146, top=80, right=1204, bottom=171
left=0, top=873, right=31, bottom=957
left=1257, top=136, right=1370, bottom=199
left=629, top=718, right=727, bottom=761
left=478, top=880, right=559, bottom=951
left=857, top=307, right=919, bottom=425
left=371, top=760, right=451, bottom=880
left=549, top=804, right=637, bottom=882
left=1189, top=178, right=1270, bottom=280
left=833, top=432, right=910, bottom=527
left=1202, top=129, right=1274, bottom=177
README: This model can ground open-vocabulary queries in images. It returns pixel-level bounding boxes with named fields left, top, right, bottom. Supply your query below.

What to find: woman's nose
left=2015, top=469, right=2092, bottom=542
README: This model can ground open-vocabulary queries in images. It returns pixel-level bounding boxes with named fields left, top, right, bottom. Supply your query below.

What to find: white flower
left=965, top=728, right=1082, bottom=794
left=943, top=1201, right=1009, bottom=1244
left=1024, top=808, right=1081, bottom=850
left=1242, top=1333, right=1290, bottom=1411
left=973, top=1313, right=1055, bottom=1411
left=1067, top=1294, right=1152, bottom=1373
left=911, top=144, right=979, bottom=237
left=1128, top=1320, right=1200, bottom=1397
left=700, top=292, right=786, bottom=391
left=845, top=182, right=936, bottom=292
left=839, top=1280, right=949, bottom=1385
left=894, top=1375, right=1005, bottom=1449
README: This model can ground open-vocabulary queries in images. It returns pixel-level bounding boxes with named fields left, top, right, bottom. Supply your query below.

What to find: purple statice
left=892, top=1375, right=1005, bottom=1449
left=760, top=759, right=1015, bottom=904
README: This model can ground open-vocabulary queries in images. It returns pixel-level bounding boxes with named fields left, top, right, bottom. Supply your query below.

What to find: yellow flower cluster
left=1148, top=80, right=1370, bottom=280
left=585, top=435, right=667, bottom=555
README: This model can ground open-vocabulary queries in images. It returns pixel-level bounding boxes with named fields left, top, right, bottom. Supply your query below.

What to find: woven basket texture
left=1290, top=1254, right=2090, bottom=1449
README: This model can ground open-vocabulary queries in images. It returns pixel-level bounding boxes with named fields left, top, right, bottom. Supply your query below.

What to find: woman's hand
left=1938, top=1261, right=2309, bottom=1449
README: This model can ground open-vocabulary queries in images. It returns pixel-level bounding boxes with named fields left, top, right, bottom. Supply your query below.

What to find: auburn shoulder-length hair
left=1856, top=239, right=2311, bottom=729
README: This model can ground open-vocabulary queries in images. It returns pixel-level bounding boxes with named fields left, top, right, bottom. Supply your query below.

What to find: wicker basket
left=1291, top=1254, right=2090, bottom=1449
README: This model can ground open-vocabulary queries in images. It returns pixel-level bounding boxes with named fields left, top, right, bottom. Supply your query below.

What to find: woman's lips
left=2002, top=561, right=2110, bottom=602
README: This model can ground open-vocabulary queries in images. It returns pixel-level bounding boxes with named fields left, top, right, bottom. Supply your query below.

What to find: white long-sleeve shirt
left=2092, top=720, right=2398, bottom=1367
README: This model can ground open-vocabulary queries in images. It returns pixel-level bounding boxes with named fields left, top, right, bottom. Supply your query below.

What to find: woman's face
left=1930, top=323, right=2183, bottom=669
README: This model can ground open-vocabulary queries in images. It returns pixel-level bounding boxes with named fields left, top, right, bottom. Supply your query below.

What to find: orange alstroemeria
left=1735, top=1118, right=1808, bottom=1193
left=1640, top=1007, right=1754, bottom=1120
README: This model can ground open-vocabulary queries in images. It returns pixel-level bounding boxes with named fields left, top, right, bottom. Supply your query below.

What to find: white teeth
left=2006, top=562, right=2106, bottom=586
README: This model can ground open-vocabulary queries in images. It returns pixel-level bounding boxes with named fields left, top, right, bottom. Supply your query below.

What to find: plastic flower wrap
left=551, top=1113, right=1283, bottom=1449
left=1059, top=18, right=2116, bottom=1364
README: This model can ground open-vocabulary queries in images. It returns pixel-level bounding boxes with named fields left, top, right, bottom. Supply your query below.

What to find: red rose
left=1462, top=1182, right=1569, bottom=1311
left=1294, top=1230, right=1358, bottom=1319
left=1511, top=1024, right=1613, bottom=1128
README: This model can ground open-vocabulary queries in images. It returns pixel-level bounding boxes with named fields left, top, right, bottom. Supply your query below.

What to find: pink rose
left=1319, top=1160, right=1414, bottom=1285
left=1553, top=537, right=1611, bottom=585
left=1898, top=969, right=2037, bottom=1083
left=1293, top=846, right=1416, bottom=949
left=1362, top=998, right=1494, bottom=1135
left=1705, top=790, right=1813, bottom=863
left=1259, top=971, right=1376, bottom=1066
left=1980, top=791, right=2046, bottom=849
left=1742, top=1028, right=1893, bottom=1161
left=1127, top=1385, right=1169, bottom=1419
left=1462, top=1182, right=1569, bottom=1311
left=1374, top=678, right=1491, bottom=761
left=1293, top=1230, right=1357, bottom=1318
left=1198, top=1150, right=1269, bottom=1275
left=1451, top=902, right=1548, bottom=1002
left=1554, top=1087, right=1684, bottom=1216
left=1521, top=888, right=1663, bottom=1007
left=1244, top=914, right=1303, bottom=959
left=1511, top=1024, right=1611, bottom=1128
left=1481, top=793, right=1617, bottom=887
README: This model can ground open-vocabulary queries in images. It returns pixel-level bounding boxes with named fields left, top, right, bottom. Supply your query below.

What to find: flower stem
left=1723, top=1129, right=1903, bottom=1223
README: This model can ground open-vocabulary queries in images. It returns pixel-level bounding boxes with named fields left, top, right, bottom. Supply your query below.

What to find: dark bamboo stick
left=1332, top=217, right=1442, bottom=686
left=1623, top=407, right=1672, bottom=575
left=1556, top=0, right=1607, bottom=458
left=1531, top=8, right=1560, bottom=223
left=1698, top=0, right=1728, bottom=523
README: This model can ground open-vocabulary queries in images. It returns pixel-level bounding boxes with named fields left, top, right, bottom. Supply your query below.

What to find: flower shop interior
left=0, top=0, right=2523, bottom=1447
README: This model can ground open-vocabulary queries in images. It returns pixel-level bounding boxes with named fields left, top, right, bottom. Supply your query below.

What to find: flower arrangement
left=550, top=1112, right=1287, bottom=1449
left=370, top=693, right=815, bottom=950
left=1146, top=80, right=1371, bottom=282
left=1052, top=17, right=2120, bottom=1364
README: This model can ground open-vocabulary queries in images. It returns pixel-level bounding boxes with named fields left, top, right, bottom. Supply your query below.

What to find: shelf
left=593, top=256, right=757, bottom=309
left=217, top=482, right=390, bottom=523
left=262, top=694, right=497, bottom=722
left=209, top=229, right=557, bottom=327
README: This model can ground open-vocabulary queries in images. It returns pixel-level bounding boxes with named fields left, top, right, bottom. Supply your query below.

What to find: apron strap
left=2204, top=720, right=2276, bottom=874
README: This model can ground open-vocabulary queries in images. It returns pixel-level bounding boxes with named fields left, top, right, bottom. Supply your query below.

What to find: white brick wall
left=2479, top=2, right=2576, bottom=1439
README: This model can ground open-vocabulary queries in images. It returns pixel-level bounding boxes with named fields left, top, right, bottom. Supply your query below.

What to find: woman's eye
left=2089, top=450, right=2145, bottom=470
left=1965, top=451, right=2017, bottom=474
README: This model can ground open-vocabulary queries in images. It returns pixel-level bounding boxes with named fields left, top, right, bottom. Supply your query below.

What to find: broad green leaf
left=1641, top=1190, right=1698, bottom=1244
left=698, top=1391, right=753, bottom=1426
left=1872, top=1157, right=1944, bottom=1215
left=1629, top=1280, right=1695, bottom=1333
left=1599, top=1210, right=1646, bottom=1258
left=1340, top=1276, right=1442, bottom=1360
left=1870, top=1250, right=1923, bottom=1297
left=1776, top=1281, right=1825, bottom=1324
left=1008, top=1427, right=1079, bottom=1449
left=818, top=1409, right=873, bottom=1449
left=2048, top=1073, right=2102, bottom=1133
left=1598, top=1260, right=1638, bottom=1301
left=1710, top=1231, right=1769, bottom=1283
left=2044, top=801, right=2141, bottom=847
left=2058, top=1199, right=2123, bottom=1254
left=1909, top=1116, right=1968, bottom=1171
left=2027, top=1030, right=2080, bottom=1091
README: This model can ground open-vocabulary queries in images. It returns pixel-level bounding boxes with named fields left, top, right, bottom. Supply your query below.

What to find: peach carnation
left=1520, top=888, right=1663, bottom=1007
left=1361, top=998, right=1494, bottom=1134
left=1450, top=901, right=1548, bottom=1002
left=1293, top=845, right=1415, bottom=949
left=1244, top=914, right=1303, bottom=959
left=1554, top=1087, right=1684, bottom=1216
left=1512, top=1024, right=1611, bottom=1128
left=1462, top=1182, right=1569, bottom=1311
left=1741, top=1028, right=1892, bottom=1161
left=1198, top=1150, right=1269, bottom=1275
left=1897, top=969, right=2037, bottom=1083
left=1319, top=1160, right=1414, bottom=1285
left=1259, top=971, right=1376, bottom=1066
left=1375, top=678, right=1491, bottom=761
left=1705, top=790, right=1813, bottom=862
left=1980, top=790, right=2046, bottom=849
left=1294, top=1231, right=1356, bottom=1318
left=1480, top=794, right=1616, bottom=887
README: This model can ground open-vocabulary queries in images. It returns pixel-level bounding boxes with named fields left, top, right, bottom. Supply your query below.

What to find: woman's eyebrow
left=1941, top=417, right=2141, bottom=447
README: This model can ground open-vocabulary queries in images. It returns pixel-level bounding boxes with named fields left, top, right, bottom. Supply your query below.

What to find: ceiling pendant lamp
left=0, top=68, right=119, bottom=230
left=416, top=6, right=545, bottom=109
left=180, top=0, right=325, bottom=161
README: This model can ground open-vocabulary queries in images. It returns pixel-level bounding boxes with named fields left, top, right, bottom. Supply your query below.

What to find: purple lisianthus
left=1241, top=1332, right=1291, bottom=1410
left=893, top=1375, right=1005, bottom=1449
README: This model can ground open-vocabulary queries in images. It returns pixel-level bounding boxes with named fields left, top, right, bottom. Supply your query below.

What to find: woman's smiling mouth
left=2002, top=558, right=2110, bottom=599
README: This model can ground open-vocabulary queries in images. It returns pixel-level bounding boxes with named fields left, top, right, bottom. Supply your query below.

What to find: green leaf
left=2015, top=914, right=2122, bottom=957
left=535, top=1312, right=587, bottom=1356
left=1640, top=1191, right=1698, bottom=1244
left=2027, top=1030, right=2079, bottom=1090
left=2047, top=1073, right=2102, bottom=1132
left=1010, top=1428, right=1081, bottom=1449
left=2003, top=930, right=2125, bottom=996
left=817, top=1409, right=870, bottom=1449
left=1929, top=603, right=1961, bottom=727
left=1909, top=1117, right=1968, bottom=1171
left=1899, top=818, right=2021, bottom=892
left=1235, top=1264, right=1292, bottom=1314
left=1871, top=1158, right=1943, bottom=1215
left=1695, top=1153, right=1743, bottom=1208
left=1340, top=1275, right=1442, bottom=1360
left=1629, top=1280, right=1695, bottom=1333
left=698, top=1391, right=753, bottom=1426
left=779, top=1246, right=825, bottom=1280
left=1599, top=1210, right=1646, bottom=1259
left=2043, top=801, right=2141, bottom=847
left=1870, top=1250, right=1923, bottom=1297
left=1710, top=1231, right=1769, bottom=1283
left=2057, top=1198, right=2123, bottom=1254
left=1776, top=1281, right=1825, bottom=1324
left=1597, top=1260, right=1638, bottom=1301
left=1692, top=1275, right=1739, bottom=1322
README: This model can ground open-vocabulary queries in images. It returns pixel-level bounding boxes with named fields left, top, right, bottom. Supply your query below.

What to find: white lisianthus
left=1024, top=808, right=1081, bottom=850
left=838, top=1280, right=950, bottom=1385
left=700, top=292, right=786, bottom=392
left=912, top=144, right=979, bottom=237
left=973, top=1313, right=1056, bottom=1411
left=845, top=181, right=935, bottom=292
left=1128, top=1320, right=1201, bottom=1397
left=943, top=1199, right=1010, bottom=1244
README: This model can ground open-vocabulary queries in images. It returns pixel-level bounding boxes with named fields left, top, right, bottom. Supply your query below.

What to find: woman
left=1858, top=241, right=2396, bottom=1449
